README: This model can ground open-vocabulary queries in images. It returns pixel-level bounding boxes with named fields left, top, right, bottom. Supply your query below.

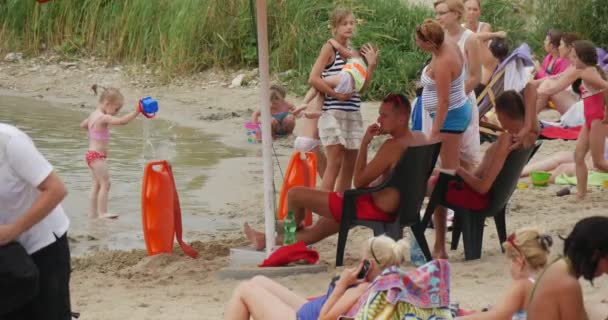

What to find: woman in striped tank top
left=416, top=19, right=472, bottom=260
left=308, top=7, right=378, bottom=192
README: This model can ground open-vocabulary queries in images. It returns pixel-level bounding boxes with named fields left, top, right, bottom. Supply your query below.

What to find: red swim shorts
left=85, top=150, right=107, bottom=168
left=431, top=176, right=489, bottom=211
left=328, top=192, right=395, bottom=223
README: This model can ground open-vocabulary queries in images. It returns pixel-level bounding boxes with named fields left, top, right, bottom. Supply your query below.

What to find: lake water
left=0, top=96, right=245, bottom=255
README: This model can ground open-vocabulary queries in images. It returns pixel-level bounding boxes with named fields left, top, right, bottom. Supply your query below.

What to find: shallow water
left=0, top=96, right=244, bottom=255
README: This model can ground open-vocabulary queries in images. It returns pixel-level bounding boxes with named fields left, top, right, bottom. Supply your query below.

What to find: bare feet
left=432, top=247, right=449, bottom=260
left=568, top=192, right=587, bottom=203
left=98, top=212, right=119, bottom=219
left=244, top=223, right=266, bottom=251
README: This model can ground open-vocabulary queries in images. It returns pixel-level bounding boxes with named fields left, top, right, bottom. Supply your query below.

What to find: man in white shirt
left=0, top=123, right=71, bottom=319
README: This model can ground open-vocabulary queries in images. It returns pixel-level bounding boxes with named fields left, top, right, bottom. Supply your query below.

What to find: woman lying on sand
left=527, top=216, right=608, bottom=320
left=224, top=235, right=408, bottom=320
left=457, top=228, right=553, bottom=320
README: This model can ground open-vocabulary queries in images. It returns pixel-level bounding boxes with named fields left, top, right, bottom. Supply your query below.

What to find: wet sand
left=1, top=55, right=606, bottom=319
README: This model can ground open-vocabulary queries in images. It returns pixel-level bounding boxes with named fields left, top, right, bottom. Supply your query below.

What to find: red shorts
left=431, top=176, right=489, bottom=211
left=85, top=150, right=106, bottom=168
left=328, top=192, right=394, bottom=223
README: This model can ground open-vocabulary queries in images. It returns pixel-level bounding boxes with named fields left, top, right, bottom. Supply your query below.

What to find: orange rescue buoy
left=277, top=152, right=317, bottom=226
left=141, top=160, right=198, bottom=258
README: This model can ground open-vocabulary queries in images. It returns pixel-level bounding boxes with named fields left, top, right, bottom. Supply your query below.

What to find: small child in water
left=251, top=84, right=303, bottom=137
left=80, top=85, right=140, bottom=219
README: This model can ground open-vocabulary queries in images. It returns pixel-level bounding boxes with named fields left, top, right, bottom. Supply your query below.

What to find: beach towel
left=540, top=126, right=581, bottom=140
left=259, top=241, right=319, bottom=267
left=478, top=44, right=534, bottom=117
left=340, top=260, right=453, bottom=320
left=555, top=171, right=608, bottom=186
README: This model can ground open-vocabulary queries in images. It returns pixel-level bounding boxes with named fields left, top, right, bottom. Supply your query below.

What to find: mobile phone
left=356, top=260, right=371, bottom=279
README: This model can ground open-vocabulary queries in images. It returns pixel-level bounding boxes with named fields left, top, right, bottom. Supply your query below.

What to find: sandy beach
left=1, top=54, right=607, bottom=319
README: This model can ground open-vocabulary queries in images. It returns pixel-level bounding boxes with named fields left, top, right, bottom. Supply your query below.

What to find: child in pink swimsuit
left=80, top=85, right=140, bottom=218
left=538, top=40, right=608, bottom=199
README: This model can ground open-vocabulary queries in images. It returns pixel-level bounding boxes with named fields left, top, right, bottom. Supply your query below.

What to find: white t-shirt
left=0, top=123, right=69, bottom=254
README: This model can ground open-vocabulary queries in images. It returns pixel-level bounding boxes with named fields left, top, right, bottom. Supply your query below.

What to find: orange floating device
left=277, top=152, right=317, bottom=226
left=141, top=160, right=198, bottom=258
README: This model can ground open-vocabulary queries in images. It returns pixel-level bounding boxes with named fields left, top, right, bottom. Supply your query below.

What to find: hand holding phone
left=356, top=259, right=371, bottom=279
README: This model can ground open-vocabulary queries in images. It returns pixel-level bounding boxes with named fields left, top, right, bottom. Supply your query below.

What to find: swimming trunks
left=86, top=150, right=106, bottom=168
left=328, top=192, right=394, bottom=223
left=580, top=82, right=605, bottom=129
left=430, top=100, right=473, bottom=134
left=294, top=136, right=321, bottom=152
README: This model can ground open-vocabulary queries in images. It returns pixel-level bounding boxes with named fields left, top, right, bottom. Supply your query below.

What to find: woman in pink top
left=536, top=40, right=608, bottom=200
left=535, top=29, right=570, bottom=80
left=80, top=85, right=140, bottom=219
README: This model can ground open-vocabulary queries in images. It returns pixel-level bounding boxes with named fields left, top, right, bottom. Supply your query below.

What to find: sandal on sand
left=556, top=187, right=571, bottom=197
left=99, top=213, right=119, bottom=219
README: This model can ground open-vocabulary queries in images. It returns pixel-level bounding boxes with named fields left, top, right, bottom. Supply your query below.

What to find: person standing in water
left=80, top=85, right=140, bottom=219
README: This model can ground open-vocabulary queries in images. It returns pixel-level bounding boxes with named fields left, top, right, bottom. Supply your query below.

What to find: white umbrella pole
left=255, top=0, right=276, bottom=257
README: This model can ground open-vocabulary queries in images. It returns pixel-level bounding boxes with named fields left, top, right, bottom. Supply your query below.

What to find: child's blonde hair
left=503, top=228, right=553, bottom=270
left=363, top=235, right=409, bottom=269
left=92, top=84, right=124, bottom=105
left=330, top=7, right=354, bottom=36
left=270, top=84, right=286, bottom=102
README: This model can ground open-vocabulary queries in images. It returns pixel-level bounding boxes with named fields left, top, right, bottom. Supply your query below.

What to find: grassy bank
left=1, top=0, right=606, bottom=99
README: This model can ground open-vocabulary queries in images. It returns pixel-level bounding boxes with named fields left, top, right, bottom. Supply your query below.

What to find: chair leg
left=494, top=207, right=507, bottom=253
left=371, top=223, right=388, bottom=237
left=385, top=223, right=402, bottom=240
left=335, top=217, right=353, bottom=267
left=411, top=223, right=432, bottom=262
left=462, top=212, right=486, bottom=260
left=450, top=211, right=462, bottom=251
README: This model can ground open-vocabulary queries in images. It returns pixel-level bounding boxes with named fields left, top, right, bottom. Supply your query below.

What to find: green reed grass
left=1, top=0, right=606, bottom=98
left=0, top=0, right=434, bottom=99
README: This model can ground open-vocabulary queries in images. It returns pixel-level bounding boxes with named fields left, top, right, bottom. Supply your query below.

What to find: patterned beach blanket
left=340, top=260, right=453, bottom=320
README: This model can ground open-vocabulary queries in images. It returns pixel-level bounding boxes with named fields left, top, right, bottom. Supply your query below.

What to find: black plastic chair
left=335, top=142, right=441, bottom=267
left=421, top=141, right=542, bottom=260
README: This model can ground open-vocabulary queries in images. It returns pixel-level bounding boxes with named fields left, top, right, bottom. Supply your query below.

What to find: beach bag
left=0, top=242, right=39, bottom=315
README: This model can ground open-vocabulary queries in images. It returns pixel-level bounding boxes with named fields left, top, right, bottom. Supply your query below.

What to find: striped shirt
left=421, top=66, right=468, bottom=113
left=322, top=50, right=362, bottom=112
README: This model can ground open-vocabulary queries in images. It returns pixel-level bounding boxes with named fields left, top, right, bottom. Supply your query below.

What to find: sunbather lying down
left=521, top=138, right=608, bottom=183
left=223, top=235, right=409, bottom=320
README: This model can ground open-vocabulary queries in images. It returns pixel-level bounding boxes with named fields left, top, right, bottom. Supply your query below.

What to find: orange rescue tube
left=142, top=161, right=176, bottom=255
left=277, top=152, right=317, bottom=226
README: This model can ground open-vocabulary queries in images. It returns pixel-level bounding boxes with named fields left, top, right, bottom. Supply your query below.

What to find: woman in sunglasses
left=457, top=228, right=553, bottom=319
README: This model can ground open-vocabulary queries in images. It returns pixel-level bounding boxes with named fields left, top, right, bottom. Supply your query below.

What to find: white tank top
left=457, top=29, right=477, bottom=101
left=457, top=29, right=475, bottom=75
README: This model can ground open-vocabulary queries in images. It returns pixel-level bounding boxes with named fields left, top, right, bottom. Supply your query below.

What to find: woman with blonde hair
left=457, top=228, right=553, bottom=319
left=224, top=235, right=408, bottom=320
left=308, top=7, right=379, bottom=193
